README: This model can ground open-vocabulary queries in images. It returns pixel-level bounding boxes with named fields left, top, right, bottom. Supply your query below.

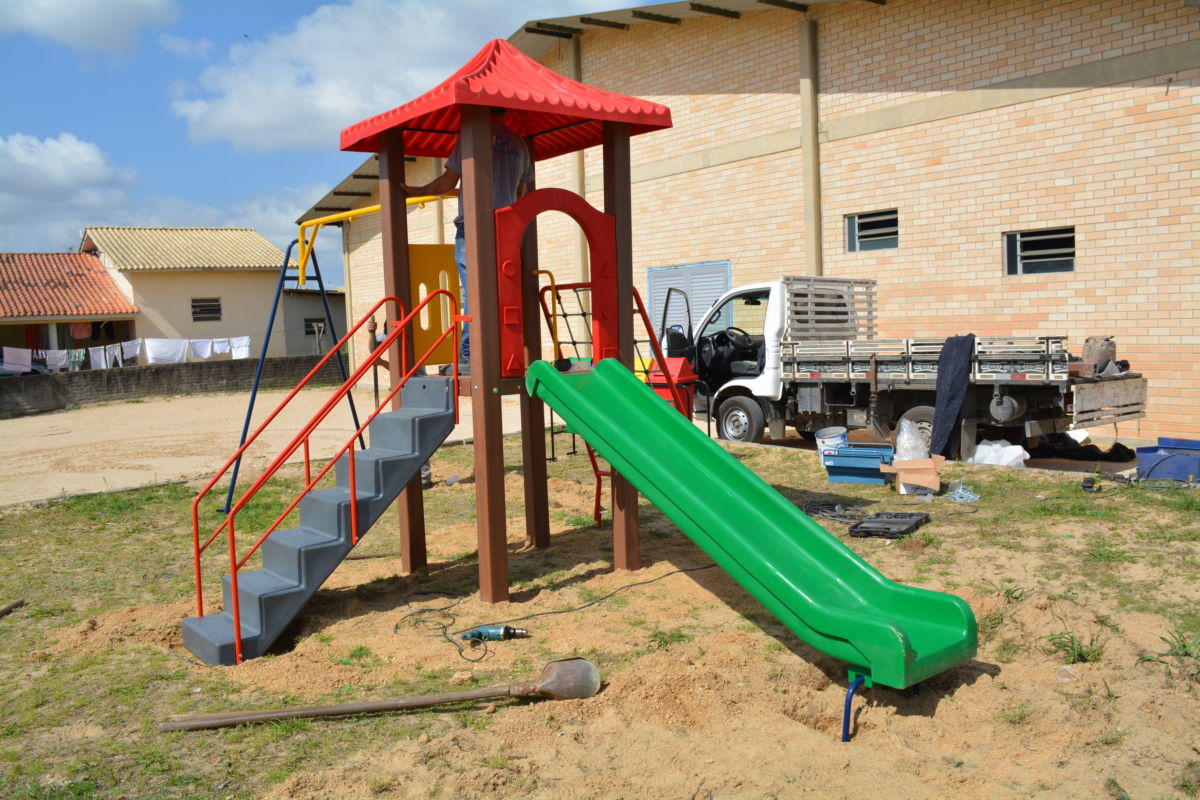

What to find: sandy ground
left=49, top=459, right=1198, bottom=800
left=0, top=389, right=1136, bottom=507
left=8, top=391, right=1190, bottom=799
left=0, top=388, right=528, bottom=506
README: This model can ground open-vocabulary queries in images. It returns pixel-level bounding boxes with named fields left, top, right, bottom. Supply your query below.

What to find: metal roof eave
left=512, top=0, right=861, bottom=59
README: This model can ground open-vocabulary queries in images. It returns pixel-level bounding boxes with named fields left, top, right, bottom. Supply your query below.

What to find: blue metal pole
left=308, top=250, right=364, bottom=450
left=842, top=675, right=866, bottom=743
left=221, top=241, right=294, bottom=512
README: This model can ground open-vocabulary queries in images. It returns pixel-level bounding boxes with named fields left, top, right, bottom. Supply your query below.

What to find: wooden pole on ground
left=461, top=105, right=509, bottom=602
left=379, top=129, right=427, bottom=573
left=603, top=121, right=641, bottom=571
left=0, top=599, right=26, bottom=619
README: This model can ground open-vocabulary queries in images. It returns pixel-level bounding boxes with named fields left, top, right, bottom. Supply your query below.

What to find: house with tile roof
left=0, top=252, right=139, bottom=368
left=79, top=226, right=318, bottom=362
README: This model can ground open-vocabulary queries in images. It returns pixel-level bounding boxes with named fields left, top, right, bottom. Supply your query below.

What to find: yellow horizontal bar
left=294, top=195, right=450, bottom=285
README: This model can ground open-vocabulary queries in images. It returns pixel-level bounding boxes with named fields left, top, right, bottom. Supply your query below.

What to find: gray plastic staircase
left=182, top=377, right=455, bottom=666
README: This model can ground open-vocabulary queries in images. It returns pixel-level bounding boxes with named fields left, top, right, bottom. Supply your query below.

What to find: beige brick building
left=302, top=0, right=1199, bottom=442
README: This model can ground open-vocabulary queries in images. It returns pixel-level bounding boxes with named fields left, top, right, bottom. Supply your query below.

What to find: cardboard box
left=879, top=455, right=946, bottom=492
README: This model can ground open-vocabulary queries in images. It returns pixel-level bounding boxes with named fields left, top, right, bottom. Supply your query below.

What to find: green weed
left=648, top=628, right=693, bottom=650
left=1046, top=631, right=1106, bottom=664
left=993, top=637, right=1022, bottom=663
left=998, top=704, right=1033, bottom=724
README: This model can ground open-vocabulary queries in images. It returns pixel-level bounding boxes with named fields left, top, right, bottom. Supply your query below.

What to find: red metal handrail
left=191, top=291, right=463, bottom=664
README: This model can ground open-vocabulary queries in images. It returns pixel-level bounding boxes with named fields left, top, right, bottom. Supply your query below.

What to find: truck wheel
left=896, top=405, right=935, bottom=453
left=718, top=397, right=765, bottom=443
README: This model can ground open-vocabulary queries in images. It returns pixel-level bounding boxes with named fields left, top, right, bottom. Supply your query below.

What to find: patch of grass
left=1046, top=631, right=1106, bottom=664
left=1179, top=761, right=1200, bottom=798
left=1084, top=539, right=1135, bottom=564
left=648, top=628, right=693, bottom=650
left=1095, top=728, right=1127, bottom=746
left=977, top=609, right=1006, bottom=642
left=479, top=754, right=515, bottom=770
left=1104, top=777, right=1131, bottom=800
left=1162, top=627, right=1200, bottom=658
left=998, top=704, right=1033, bottom=725
left=993, top=637, right=1022, bottom=664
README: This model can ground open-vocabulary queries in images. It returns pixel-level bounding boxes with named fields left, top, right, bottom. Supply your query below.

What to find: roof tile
left=82, top=227, right=290, bottom=271
left=0, top=252, right=138, bottom=319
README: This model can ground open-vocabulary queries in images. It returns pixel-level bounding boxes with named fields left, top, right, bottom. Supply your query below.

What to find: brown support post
left=461, top=105, right=509, bottom=602
left=378, top=130, right=426, bottom=573
left=519, top=156, right=551, bottom=549
left=603, top=121, right=640, bottom=571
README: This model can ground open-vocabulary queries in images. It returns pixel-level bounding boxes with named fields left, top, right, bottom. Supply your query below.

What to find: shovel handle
left=161, top=682, right=531, bottom=732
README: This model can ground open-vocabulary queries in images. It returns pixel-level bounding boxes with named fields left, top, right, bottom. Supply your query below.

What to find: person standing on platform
left=403, top=107, right=533, bottom=368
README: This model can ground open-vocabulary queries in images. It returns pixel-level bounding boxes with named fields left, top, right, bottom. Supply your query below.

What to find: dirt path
left=0, top=389, right=1135, bottom=506
left=0, top=389, right=526, bottom=505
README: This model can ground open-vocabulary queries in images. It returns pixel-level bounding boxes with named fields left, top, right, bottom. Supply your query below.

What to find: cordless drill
left=460, top=624, right=528, bottom=643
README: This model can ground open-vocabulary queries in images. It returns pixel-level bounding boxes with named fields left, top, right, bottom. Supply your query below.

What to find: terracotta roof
left=0, top=252, right=138, bottom=320
left=340, top=38, right=672, bottom=160
left=81, top=227, right=290, bottom=271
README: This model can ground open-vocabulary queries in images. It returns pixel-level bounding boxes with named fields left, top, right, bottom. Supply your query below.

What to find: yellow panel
left=407, top=244, right=459, bottom=365
left=633, top=356, right=656, bottom=382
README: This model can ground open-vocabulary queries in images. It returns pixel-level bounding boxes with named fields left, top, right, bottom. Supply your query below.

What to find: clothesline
left=4, top=335, right=255, bottom=373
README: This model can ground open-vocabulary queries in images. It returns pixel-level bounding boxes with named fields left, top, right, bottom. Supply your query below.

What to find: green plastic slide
left=527, top=359, right=977, bottom=689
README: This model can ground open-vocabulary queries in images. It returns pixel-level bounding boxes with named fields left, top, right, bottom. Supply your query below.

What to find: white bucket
left=815, top=426, right=848, bottom=452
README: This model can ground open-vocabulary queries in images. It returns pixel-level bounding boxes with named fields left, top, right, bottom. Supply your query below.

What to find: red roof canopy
left=340, top=39, right=671, bottom=161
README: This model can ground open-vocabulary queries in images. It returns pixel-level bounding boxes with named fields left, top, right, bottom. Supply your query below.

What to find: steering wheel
left=723, top=326, right=753, bottom=351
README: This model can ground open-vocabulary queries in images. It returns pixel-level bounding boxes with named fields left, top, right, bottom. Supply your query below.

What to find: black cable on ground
left=393, top=563, right=720, bottom=662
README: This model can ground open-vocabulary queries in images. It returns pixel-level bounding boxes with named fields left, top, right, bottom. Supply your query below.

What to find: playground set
left=180, top=39, right=977, bottom=737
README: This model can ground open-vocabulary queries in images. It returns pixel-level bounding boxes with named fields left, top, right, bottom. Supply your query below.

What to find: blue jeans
left=454, top=223, right=469, bottom=361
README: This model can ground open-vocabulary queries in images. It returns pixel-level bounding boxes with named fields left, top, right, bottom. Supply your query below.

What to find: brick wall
left=0, top=355, right=344, bottom=419
left=339, top=0, right=1198, bottom=439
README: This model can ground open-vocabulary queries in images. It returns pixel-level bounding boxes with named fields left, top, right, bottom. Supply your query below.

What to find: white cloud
left=0, top=133, right=136, bottom=250
left=159, top=33, right=211, bottom=60
left=0, top=0, right=178, bottom=53
left=0, top=132, right=344, bottom=282
left=169, top=0, right=605, bottom=152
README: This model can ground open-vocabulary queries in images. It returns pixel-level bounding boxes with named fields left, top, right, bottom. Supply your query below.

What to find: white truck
left=658, top=276, right=1148, bottom=458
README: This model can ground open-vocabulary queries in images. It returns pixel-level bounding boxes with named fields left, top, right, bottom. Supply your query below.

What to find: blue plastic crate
left=822, top=443, right=895, bottom=485
left=1137, top=442, right=1200, bottom=482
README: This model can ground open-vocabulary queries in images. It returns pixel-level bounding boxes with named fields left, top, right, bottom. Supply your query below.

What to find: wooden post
left=378, top=129, right=426, bottom=573
left=461, top=105, right=509, bottom=602
left=603, top=121, right=640, bottom=571
left=519, top=155, right=551, bottom=549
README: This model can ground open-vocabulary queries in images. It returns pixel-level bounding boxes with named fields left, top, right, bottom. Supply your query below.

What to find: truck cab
left=665, top=281, right=788, bottom=442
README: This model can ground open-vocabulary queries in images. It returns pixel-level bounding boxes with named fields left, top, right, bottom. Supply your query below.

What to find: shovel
left=159, top=658, right=600, bottom=732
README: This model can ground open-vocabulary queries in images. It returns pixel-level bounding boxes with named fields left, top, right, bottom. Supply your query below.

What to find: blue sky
left=0, top=0, right=656, bottom=284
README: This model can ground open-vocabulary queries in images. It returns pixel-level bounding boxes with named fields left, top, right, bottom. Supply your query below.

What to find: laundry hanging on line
left=2, top=346, right=32, bottom=373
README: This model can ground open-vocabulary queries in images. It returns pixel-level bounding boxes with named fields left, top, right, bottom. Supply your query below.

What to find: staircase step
left=299, top=486, right=376, bottom=541
left=181, top=611, right=264, bottom=666
left=220, top=568, right=313, bottom=642
left=334, top=447, right=423, bottom=497
left=260, top=527, right=346, bottom=583
left=369, top=410, right=454, bottom=453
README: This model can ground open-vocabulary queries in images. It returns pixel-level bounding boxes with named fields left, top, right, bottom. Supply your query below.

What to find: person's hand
left=366, top=317, right=377, bottom=335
